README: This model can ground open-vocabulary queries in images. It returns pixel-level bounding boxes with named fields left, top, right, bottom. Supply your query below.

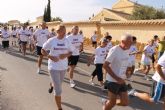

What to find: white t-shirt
left=43, top=37, right=75, bottom=70
left=11, top=30, right=17, bottom=36
left=28, top=30, right=34, bottom=42
left=153, top=41, right=158, bottom=49
left=34, top=29, right=50, bottom=47
left=105, top=45, right=130, bottom=82
left=16, top=29, right=21, bottom=35
left=1, top=29, right=10, bottom=41
left=94, top=46, right=107, bottom=64
left=106, top=42, right=113, bottom=52
left=152, top=52, right=165, bottom=84
left=19, top=29, right=29, bottom=42
left=141, top=45, right=153, bottom=63
left=91, top=34, right=97, bottom=42
left=129, top=45, right=138, bottom=61
left=66, top=34, right=83, bottom=56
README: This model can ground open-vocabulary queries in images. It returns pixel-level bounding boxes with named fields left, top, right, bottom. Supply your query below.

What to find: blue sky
left=0, top=0, right=164, bottom=23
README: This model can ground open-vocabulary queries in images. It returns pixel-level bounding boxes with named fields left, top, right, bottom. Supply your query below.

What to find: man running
left=33, top=22, right=50, bottom=74
left=129, top=52, right=165, bottom=110
left=11, top=27, right=17, bottom=47
left=18, top=25, right=29, bottom=56
left=91, top=31, right=97, bottom=48
left=66, top=26, right=83, bottom=87
left=102, top=34, right=132, bottom=110
left=1, top=26, right=11, bottom=52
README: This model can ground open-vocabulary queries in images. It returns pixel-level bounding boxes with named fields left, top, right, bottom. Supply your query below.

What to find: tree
left=24, top=20, right=30, bottom=26
left=43, top=0, right=51, bottom=22
left=130, top=5, right=165, bottom=20
left=43, top=7, right=47, bottom=22
left=47, top=0, right=51, bottom=22
left=52, top=17, right=63, bottom=22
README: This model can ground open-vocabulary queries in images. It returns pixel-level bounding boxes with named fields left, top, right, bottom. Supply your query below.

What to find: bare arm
left=87, top=54, right=94, bottom=66
left=59, top=52, right=72, bottom=60
left=156, top=64, right=165, bottom=80
left=41, top=49, right=59, bottom=62
left=33, top=35, right=37, bottom=43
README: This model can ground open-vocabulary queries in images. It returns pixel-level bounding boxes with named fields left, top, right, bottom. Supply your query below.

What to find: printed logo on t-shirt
left=73, top=39, right=78, bottom=41
left=57, top=43, right=65, bottom=46
left=41, top=32, right=46, bottom=34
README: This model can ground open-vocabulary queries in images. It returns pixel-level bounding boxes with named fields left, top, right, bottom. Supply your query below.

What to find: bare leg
left=22, top=44, right=26, bottom=56
left=135, top=92, right=153, bottom=103
left=68, top=65, right=76, bottom=80
left=103, top=91, right=117, bottom=110
left=38, top=55, right=43, bottom=68
left=144, top=65, right=150, bottom=75
left=55, top=96, right=62, bottom=110
left=117, top=92, right=129, bottom=106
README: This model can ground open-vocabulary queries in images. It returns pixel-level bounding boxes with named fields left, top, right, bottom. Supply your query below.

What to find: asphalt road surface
left=0, top=47, right=162, bottom=110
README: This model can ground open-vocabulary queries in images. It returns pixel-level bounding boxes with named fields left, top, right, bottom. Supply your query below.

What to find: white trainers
left=37, top=68, right=41, bottom=74
left=89, top=79, right=95, bottom=86
left=133, top=69, right=139, bottom=74
left=100, top=98, right=107, bottom=105
left=70, top=80, right=76, bottom=88
left=128, top=89, right=136, bottom=97
left=144, top=75, right=150, bottom=81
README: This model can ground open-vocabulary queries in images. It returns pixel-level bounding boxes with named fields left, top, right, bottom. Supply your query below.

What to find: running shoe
left=89, top=79, right=95, bottom=86
left=128, top=89, right=136, bottom=97
left=70, top=80, right=76, bottom=88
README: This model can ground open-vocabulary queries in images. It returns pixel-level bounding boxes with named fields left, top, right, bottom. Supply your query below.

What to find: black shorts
left=92, top=64, right=103, bottom=81
left=151, top=54, right=155, bottom=63
left=13, top=35, right=16, bottom=38
left=105, top=81, right=127, bottom=95
left=92, top=41, right=97, bottom=45
left=21, top=41, right=27, bottom=45
left=36, top=46, right=43, bottom=55
left=2, top=41, right=9, bottom=48
left=68, top=55, right=79, bottom=65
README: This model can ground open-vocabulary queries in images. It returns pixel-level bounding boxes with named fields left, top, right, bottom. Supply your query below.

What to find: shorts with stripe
left=151, top=82, right=165, bottom=102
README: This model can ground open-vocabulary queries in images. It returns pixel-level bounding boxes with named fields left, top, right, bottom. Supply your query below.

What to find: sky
left=0, top=0, right=165, bottom=23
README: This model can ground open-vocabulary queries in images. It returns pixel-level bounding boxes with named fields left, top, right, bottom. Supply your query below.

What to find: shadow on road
left=6, top=48, right=48, bottom=66
left=74, top=70, right=90, bottom=77
left=63, top=78, right=107, bottom=98
left=0, top=66, right=7, bottom=71
left=62, top=102, right=83, bottom=110
left=39, top=70, right=49, bottom=76
left=131, top=80, right=151, bottom=87
left=129, top=97, right=162, bottom=110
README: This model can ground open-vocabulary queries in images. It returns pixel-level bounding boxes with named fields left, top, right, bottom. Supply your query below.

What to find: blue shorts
left=151, top=82, right=165, bottom=102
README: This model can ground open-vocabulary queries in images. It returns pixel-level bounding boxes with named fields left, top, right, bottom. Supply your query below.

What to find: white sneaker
left=101, top=86, right=106, bottom=91
left=70, top=80, right=76, bottom=88
left=128, top=89, right=136, bottom=97
left=100, top=98, right=107, bottom=105
left=37, top=68, right=41, bottom=74
left=89, top=79, right=95, bottom=86
left=133, top=69, right=139, bottom=74
left=144, top=75, right=150, bottom=81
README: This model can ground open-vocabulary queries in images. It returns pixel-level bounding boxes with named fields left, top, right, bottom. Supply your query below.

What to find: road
left=0, top=47, right=162, bottom=110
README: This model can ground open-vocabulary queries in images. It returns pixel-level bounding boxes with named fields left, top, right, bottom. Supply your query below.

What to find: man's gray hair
left=121, top=34, right=132, bottom=41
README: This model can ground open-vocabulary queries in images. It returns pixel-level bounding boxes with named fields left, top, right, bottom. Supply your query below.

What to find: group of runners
left=0, top=22, right=164, bottom=110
